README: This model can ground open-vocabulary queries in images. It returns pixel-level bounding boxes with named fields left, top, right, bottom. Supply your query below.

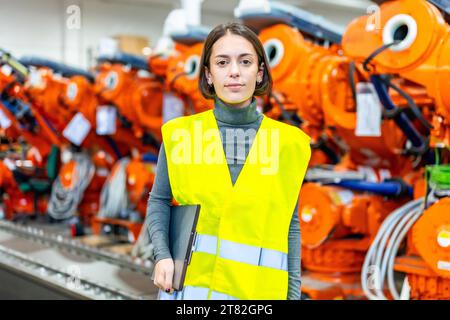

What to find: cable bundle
left=98, top=157, right=130, bottom=219
left=47, top=152, right=95, bottom=220
left=361, top=198, right=424, bottom=300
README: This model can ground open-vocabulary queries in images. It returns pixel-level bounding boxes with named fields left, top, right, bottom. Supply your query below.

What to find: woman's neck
left=213, top=97, right=261, bottom=125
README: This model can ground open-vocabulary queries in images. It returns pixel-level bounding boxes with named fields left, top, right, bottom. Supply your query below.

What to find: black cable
left=382, top=105, right=404, bottom=120
left=348, top=61, right=358, bottom=103
left=169, top=71, right=187, bottom=91
left=269, top=91, right=340, bottom=162
left=362, top=40, right=401, bottom=72
left=403, top=136, right=430, bottom=157
left=141, top=131, right=161, bottom=150
left=379, top=75, right=433, bottom=130
left=269, top=91, right=303, bottom=127
left=310, top=135, right=340, bottom=164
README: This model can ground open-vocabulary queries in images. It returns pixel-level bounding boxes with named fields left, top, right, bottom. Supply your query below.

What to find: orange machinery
left=361, top=166, right=449, bottom=300
left=0, top=56, right=62, bottom=159
left=147, top=47, right=186, bottom=124
left=18, top=57, right=121, bottom=154
left=238, top=1, right=345, bottom=166
left=0, top=61, right=25, bottom=145
left=259, top=25, right=344, bottom=166
left=20, top=62, right=73, bottom=134
left=0, top=153, right=49, bottom=220
left=92, top=152, right=156, bottom=242
left=116, top=29, right=214, bottom=245
left=0, top=53, right=63, bottom=219
left=398, top=176, right=450, bottom=300
left=59, top=74, right=117, bottom=224
left=342, top=0, right=450, bottom=150
left=119, top=30, right=215, bottom=250
left=95, top=52, right=164, bottom=152
left=241, top=2, right=434, bottom=299
left=163, top=34, right=214, bottom=114
left=342, top=0, right=450, bottom=300
left=93, top=52, right=162, bottom=241
left=17, top=57, right=122, bottom=224
left=258, top=24, right=431, bottom=171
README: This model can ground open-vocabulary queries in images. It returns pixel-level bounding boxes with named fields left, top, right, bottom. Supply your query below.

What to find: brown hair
left=198, top=22, right=272, bottom=100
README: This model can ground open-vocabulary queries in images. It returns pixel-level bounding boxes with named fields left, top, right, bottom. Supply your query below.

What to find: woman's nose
left=229, top=61, right=240, bottom=77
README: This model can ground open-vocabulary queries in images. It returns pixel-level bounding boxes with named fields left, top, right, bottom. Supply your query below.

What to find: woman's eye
left=217, top=60, right=227, bottom=66
left=241, top=59, right=252, bottom=65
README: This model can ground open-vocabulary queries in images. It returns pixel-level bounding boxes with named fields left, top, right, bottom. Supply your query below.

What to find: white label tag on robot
left=355, top=82, right=382, bottom=137
left=163, top=92, right=184, bottom=123
left=28, top=68, right=44, bottom=89
left=0, top=108, right=12, bottom=129
left=63, top=112, right=91, bottom=146
left=96, top=105, right=117, bottom=135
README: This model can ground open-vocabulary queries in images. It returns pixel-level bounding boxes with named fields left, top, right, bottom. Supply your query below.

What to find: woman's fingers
left=153, top=270, right=161, bottom=288
left=163, top=264, right=174, bottom=291
left=153, top=263, right=165, bottom=289
left=153, top=259, right=174, bottom=292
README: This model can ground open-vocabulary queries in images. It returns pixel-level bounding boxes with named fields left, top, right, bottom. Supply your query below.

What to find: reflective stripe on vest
left=193, top=233, right=217, bottom=255
left=193, top=234, right=288, bottom=271
left=158, top=286, right=239, bottom=300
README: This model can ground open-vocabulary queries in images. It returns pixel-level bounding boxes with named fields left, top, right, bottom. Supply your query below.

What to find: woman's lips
left=225, top=84, right=244, bottom=91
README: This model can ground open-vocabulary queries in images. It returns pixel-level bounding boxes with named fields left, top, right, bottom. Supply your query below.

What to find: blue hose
left=371, top=75, right=425, bottom=148
left=141, top=152, right=158, bottom=163
left=330, top=180, right=413, bottom=197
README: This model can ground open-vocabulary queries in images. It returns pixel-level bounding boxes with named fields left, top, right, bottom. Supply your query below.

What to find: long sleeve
left=146, top=143, right=173, bottom=263
left=287, top=199, right=301, bottom=300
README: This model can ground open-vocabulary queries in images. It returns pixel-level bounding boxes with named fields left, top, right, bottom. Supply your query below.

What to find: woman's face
left=205, top=32, right=263, bottom=108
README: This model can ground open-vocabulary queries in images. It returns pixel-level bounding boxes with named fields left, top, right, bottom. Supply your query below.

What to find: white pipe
left=181, top=0, right=204, bottom=26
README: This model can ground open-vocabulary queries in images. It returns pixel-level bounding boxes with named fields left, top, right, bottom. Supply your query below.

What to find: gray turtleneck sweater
left=146, top=97, right=301, bottom=300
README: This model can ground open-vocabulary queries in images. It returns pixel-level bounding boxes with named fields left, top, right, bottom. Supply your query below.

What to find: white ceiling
left=99, top=0, right=377, bottom=26
left=204, top=0, right=375, bottom=13
left=101, top=0, right=375, bottom=14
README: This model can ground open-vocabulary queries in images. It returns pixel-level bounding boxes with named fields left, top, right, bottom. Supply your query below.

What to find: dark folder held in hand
left=169, top=204, right=201, bottom=291
left=151, top=204, right=200, bottom=292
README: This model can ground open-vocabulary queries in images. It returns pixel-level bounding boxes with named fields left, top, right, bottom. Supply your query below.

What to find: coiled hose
left=361, top=198, right=424, bottom=300
left=47, top=152, right=95, bottom=220
left=98, top=157, right=130, bottom=219
left=98, top=157, right=154, bottom=260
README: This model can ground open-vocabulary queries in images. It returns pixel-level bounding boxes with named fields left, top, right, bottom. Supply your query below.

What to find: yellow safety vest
left=161, top=109, right=311, bottom=300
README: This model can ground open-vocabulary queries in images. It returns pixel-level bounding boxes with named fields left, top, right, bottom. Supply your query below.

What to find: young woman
left=147, top=22, right=311, bottom=300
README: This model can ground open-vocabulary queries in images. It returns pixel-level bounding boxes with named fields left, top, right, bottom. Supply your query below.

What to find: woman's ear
left=205, top=66, right=212, bottom=85
left=257, top=63, right=264, bottom=83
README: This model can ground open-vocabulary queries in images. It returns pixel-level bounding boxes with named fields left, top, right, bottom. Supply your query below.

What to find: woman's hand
left=153, top=258, right=175, bottom=292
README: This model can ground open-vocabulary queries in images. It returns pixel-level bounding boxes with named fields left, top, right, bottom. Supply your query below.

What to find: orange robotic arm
left=342, top=0, right=450, bottom=148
